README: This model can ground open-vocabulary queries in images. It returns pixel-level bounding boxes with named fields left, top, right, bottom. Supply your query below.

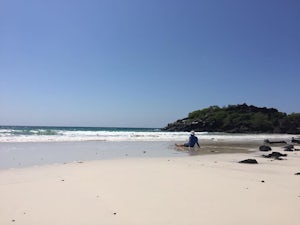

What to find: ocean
left=0, top=125, right=297, bottom=143
left=0, top=126, right=177, bottom=142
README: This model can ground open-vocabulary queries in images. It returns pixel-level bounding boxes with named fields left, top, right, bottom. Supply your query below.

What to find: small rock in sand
left=263, top=152, right=287, bottom=160
left=284, top=145, right=294, bottom=151
left=259, top=145, right=272, bottom=151
left=239, top=159, right=258, bottom=164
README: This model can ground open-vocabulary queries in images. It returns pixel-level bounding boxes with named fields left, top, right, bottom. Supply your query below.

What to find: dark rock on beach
left=259, top=145, right=272, bottom=151
left=263, top=152, right=287, bottom=160
left=239, top=159, right=258, bottom=164
left=284, top=145, right=294, bottom=151
left=264, top=139, right=287, bottom=144
left=291, top=137, right=300, bottom=144
left=295, top=172, right=300, bottom=175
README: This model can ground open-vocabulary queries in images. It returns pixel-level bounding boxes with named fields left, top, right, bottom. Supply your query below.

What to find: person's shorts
left=184, top=143, right=190, bottom=147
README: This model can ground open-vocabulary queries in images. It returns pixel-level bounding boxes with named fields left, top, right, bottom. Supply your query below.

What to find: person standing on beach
left=176, top=131, right=200, bottom=148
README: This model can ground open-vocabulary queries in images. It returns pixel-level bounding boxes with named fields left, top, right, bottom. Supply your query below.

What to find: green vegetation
left=163, top=104, right=300, bottom=134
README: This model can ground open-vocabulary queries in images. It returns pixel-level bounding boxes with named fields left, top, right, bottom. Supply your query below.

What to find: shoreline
left=0, top=139, right=270, bottom=170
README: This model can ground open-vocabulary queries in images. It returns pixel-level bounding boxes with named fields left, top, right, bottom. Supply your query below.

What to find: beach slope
left=1, top=151, right=300, bottom=225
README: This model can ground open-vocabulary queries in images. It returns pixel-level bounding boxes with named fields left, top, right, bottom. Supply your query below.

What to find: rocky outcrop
left=162, top=104, right=300, bottom=133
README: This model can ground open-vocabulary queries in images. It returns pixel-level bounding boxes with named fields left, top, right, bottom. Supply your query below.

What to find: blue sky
left=1, top=0, right=300, bottom=128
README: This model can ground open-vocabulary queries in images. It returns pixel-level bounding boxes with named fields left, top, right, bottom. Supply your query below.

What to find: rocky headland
left=162, top=103, right=300, bottom=134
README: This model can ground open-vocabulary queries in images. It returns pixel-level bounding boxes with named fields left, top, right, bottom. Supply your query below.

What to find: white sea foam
left=0, top=129, right=297, bottom=143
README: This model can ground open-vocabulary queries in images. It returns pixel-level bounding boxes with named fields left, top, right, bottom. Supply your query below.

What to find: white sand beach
left=0, top=145, right=299, bottom=225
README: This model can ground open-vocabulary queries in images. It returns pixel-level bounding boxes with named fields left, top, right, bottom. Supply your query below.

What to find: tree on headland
left=162, top=103, right=300, bottom=134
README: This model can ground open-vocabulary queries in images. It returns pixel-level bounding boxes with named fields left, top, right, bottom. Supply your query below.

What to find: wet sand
left=175, top=141, right=259, bottom=156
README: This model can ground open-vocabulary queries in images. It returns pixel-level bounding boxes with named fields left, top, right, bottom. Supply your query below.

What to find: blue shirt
left=185, top=135, right=199, bottom=147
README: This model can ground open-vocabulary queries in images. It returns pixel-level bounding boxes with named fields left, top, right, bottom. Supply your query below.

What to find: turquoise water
left=0, top=126, right=158, bottom=135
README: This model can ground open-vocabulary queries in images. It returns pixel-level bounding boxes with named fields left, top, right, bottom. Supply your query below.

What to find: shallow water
left=0, top=141, right=189, bottom=169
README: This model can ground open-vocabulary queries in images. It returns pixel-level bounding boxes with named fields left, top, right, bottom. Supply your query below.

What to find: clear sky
left=1, top=0, right=300, bottom=128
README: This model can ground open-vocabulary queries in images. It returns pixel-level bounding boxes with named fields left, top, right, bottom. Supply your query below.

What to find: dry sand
left=0, top=147, right=300, bottom=225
